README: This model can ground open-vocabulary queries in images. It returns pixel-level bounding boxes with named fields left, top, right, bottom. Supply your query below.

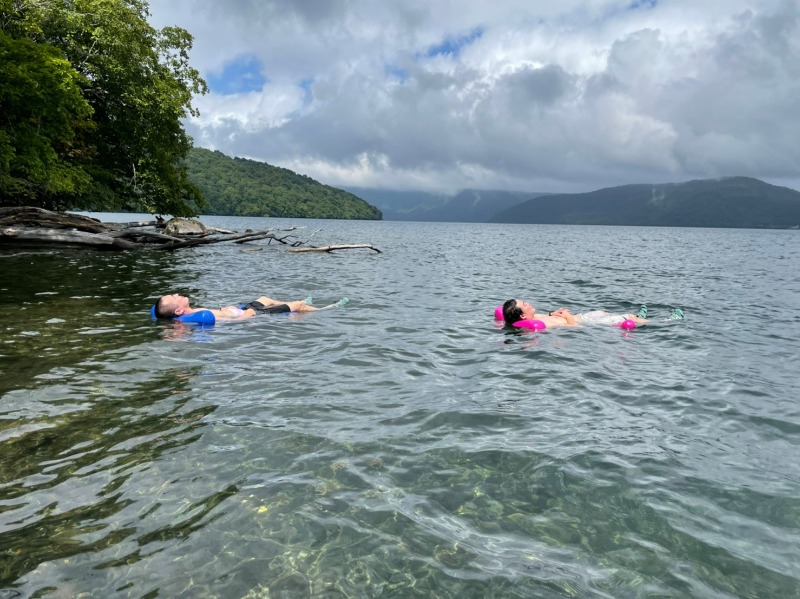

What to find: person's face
left=162, top=293, right=190, bottom=314
left=516, top=299, right=535, bottom=319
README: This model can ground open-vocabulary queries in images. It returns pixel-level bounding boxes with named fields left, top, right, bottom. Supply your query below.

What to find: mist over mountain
left=344, top=188, right=547, bottom=222
left=488, top=177, right=800, bottom=229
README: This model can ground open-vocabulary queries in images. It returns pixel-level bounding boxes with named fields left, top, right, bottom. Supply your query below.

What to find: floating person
left=153, top=293, right=349, bottom=324
left=501, top=299, right=683, bottom=329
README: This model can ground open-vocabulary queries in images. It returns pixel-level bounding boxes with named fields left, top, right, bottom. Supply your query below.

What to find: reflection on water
left=1, top=219, right=800, bottom=597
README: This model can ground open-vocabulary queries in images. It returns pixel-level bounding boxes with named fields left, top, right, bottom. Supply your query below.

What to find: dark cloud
left=151, top=0, right=800, bottom=192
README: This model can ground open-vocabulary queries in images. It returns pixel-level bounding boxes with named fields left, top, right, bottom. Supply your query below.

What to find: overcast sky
left=148, top=0, right=799, bottom=194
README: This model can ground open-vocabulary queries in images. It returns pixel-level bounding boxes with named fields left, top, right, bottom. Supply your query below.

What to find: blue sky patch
left=206, top=54, right=267, bottom=95
left=628, top=0, right=657, bottom=9
left=385, top=65, right=410, bottom=83
left=423, top=27, right=485, bottom=59
left=298, top=77, right=314, bottom=105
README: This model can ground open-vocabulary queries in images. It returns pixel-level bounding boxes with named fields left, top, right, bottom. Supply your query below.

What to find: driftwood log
left=288, top=244, right=382, bottom=253
left=0, top=207, right=380, bottom=253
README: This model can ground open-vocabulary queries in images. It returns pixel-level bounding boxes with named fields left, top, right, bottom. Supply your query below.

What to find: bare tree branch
left=288, top=244, right=382, bottom=253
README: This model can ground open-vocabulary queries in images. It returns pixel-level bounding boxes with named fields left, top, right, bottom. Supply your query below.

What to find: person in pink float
left=501, top=299, right=667, bottom=328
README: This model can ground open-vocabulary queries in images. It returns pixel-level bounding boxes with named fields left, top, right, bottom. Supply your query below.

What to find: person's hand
left=551, top=308, right=571, bottom=317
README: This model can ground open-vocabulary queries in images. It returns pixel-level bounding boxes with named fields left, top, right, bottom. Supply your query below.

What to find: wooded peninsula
left=184, top=148, right=381, bottom=220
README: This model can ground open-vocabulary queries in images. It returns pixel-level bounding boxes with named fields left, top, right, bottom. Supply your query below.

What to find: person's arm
left=550, top=308, right=578, bottom=325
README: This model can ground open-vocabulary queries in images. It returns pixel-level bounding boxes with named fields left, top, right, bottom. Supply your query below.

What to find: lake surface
left=1, top=216, right=799, bottom=598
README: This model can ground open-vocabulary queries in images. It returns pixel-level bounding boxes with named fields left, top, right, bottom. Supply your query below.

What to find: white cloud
left=149, top=0, right=800, bottom=193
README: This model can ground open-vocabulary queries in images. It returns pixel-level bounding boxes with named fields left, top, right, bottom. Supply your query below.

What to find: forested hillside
left=185, top=148, right=382, bottom=220
left=489, top=177, right=800, bottom=229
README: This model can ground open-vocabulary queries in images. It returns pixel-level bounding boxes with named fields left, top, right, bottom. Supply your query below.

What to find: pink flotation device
left=514, top=319, right=547, bottom=331
left=494, top=306, right=547, bottom=331
left=619, top=319, right=636, bottom=330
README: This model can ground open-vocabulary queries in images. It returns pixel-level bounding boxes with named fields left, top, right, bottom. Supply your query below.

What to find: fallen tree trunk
left=150, top=229, right=290, bottom=251
left=1, top=226, right=142, bottom=250
left=0, top=206, right=110, bottom=233
left=0, top=207, right=381, bottom=253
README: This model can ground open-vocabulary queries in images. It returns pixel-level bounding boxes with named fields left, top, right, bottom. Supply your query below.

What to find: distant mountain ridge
left=183, top=148, right=800, bottom=229
left=489, top=177, right=800, bottom=229
left=345, top=187, right=548, bottom=222
left=185, top=148, right=382, bottom=220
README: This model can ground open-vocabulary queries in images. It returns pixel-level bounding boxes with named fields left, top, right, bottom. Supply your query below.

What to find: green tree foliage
left=0, top=0, right=207, bottom=215
left=185, top=148, right=383, bottom=220
left=0, top=29, right=93, bottom=202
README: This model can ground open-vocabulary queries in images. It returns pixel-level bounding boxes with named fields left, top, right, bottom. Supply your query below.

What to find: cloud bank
left=148, top=0, right=800, bottom=193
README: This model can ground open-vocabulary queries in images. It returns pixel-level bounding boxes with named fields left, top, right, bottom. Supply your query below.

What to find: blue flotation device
left=151, top=305, right=216, bottom=325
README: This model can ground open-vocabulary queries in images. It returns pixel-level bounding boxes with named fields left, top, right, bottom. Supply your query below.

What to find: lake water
left=1, top=215, right=799, bottom=598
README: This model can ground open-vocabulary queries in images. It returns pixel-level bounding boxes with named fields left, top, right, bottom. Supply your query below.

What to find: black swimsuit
left=241, top=301, right=291, bottom=314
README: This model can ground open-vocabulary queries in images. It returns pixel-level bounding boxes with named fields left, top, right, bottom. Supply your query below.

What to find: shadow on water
left=0, top=364, right=221, bottom=587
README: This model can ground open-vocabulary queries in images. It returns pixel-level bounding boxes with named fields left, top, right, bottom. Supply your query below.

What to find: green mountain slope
left=488, top=177, right=800, bottom=229
left=184, top=148, right=382, bottom=220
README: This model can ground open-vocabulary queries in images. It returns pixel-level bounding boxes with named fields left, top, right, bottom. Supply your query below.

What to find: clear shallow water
left=1, top=217, right=799, bottom=598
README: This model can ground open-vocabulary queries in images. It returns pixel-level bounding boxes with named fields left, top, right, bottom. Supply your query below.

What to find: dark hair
left=155, top=296, right=177, bottom=319
left=502, top=299, right=523, bottom=324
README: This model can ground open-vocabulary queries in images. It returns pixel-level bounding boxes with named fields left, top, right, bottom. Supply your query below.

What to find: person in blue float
left=154, top=293, right=345, bottom=322
left=502, top=299, right=682, bottom=327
